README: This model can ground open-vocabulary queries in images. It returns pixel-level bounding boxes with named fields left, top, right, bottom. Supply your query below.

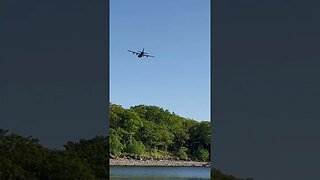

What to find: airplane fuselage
left=138, top=53, right=143, bottom=58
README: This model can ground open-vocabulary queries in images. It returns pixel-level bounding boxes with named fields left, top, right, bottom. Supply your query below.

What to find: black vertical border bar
left=210, top=0, right=214, bottom=179
left=106, top=0, right=110, bottom=178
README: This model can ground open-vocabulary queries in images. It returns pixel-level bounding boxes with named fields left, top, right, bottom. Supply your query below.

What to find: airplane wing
left=143, top=54, right=154, bottom=58
left=128, top=50, right=139, bottom=55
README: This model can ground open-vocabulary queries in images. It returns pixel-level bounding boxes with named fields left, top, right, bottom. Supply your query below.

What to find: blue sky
left=110, top=0, right=210, bottom=121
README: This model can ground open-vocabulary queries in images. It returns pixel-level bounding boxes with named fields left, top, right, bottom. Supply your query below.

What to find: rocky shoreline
left=110, top=157, right=210, bottom=167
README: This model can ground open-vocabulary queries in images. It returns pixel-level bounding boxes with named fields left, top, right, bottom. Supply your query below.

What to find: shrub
left=109, top=135, right=124, bottom=156
left=178, top=147, right=188, bottom=160
left=196, top=148, right=209, bottom=161
left=126, top=140, right=146, bottom=156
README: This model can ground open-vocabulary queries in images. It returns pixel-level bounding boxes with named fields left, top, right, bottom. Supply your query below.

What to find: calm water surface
left=110, top=166, right=210, bottom=180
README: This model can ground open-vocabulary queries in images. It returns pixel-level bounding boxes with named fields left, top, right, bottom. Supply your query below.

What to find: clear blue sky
left=110, top=0, right=210, bottom=121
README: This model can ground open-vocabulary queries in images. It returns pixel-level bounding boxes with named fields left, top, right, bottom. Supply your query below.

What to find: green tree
left=43, top=151, right=95, bottom=179
left=178, top=147, right=188, bottom=160
left=169, top=117, right=190, bottom=153
left=196, top=147, right=209, bottom=161
left=110, top=104, right=143, bottom=145
left=188, top=120, right=210, bottom=158
left=63, top=136, right=108, bottom=179
left=109, top=103, right=211, bottom=162
left=125, top=140, right=146, bottom=156
left=109, top=130, right=124, bottom=156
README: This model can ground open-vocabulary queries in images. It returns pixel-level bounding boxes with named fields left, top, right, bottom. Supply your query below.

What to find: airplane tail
left=142, top=48, right=144, bottom=52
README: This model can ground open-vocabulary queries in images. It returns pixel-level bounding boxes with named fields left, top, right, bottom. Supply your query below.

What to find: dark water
left=110, top=166, right=210, bottom=180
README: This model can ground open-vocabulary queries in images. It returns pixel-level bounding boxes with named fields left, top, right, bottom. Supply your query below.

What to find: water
left=110, top=166, right=210, bottom=180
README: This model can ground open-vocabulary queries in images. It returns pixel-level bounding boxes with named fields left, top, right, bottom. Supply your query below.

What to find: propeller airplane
left=128, top=48, right=154, bottom=58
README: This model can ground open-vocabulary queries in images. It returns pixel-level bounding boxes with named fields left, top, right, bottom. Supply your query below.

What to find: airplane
left=127, top=48, right=154, bottom=58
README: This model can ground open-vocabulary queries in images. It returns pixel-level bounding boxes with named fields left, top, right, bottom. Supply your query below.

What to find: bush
left=178, top=147, right=188, bottom=160
left=109, top=135, right=124, bottom=156
left=196, top=148, right=209, bottom=161
left=126, top=140, right=146, bottom=156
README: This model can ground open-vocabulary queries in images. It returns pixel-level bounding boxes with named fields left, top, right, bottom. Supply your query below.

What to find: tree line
left=109, top=103, right=211, bottom=161
left=0, top=129, right=109, bottom=179
left=0, top=103, right=250, bottom=179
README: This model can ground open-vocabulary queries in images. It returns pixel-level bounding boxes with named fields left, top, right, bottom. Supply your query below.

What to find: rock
left=109, top=157, right=211, bottom=167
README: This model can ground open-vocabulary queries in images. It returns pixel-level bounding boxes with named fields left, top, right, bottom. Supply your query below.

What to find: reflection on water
left=110, top=166, right=210, bottom=180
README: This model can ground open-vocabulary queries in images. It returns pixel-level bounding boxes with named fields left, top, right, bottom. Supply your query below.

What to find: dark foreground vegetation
left=0, top=131, right=247, bottom=180
left=211, top=168, right=254, bottom=180
left=0, top=103, right=251, bottom=179
left=109, top=103, right=210, bottom=161
left=0, top=129, right=109, bottom=179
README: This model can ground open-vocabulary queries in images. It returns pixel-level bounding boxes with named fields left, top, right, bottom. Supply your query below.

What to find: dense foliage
left=0, top=109, right=250, bottom=180
left=211, top=168, right=254, bottom=180
left=109, top=103, right=211, bottom=161
left=0, top=129, right=109, bottom=179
